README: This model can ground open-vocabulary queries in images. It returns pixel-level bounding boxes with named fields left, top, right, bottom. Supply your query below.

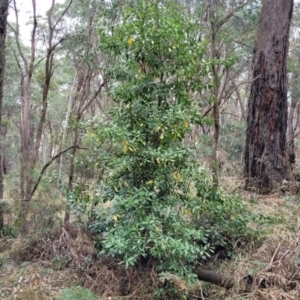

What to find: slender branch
left=30, top=145, right=85, bottom=199
left=233, top=82, right=246, bottom=120
left=50, top=37, right=66, bottom=52
left=9, top=44, right=22, bottom=70
left=53, top=0, right=73, bottom=31
left=221, top=112, right=240, bottom=118
left=12, top=0, right=29, bottom=73
left=32, top=0, right=71, bottom=169
left=31, top=2, right=55, bottom=167
left=47, top=0, right=55, bottom=48
left=215, top=0, right=250, bottom=34
left=294, top=102, right=300, bottom=132
left=79, top=79, right=107, bottom=118
left=29, top=0, right=37, bottom=79
left=7, top=22, right=16, bottom=34
left=293, top=130, right=300, bottom=140
left=202, top=74, right=261, bottom=118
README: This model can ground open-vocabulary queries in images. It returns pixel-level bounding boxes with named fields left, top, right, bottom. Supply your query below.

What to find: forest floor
left=1, top=177, right=300, bottom=299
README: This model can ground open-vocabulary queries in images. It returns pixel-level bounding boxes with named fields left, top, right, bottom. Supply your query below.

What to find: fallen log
left=194, top=268, right=235, bottom=289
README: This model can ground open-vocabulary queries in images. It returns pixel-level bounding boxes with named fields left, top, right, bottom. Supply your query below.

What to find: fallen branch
left=194, top=268, right=234, bottom=289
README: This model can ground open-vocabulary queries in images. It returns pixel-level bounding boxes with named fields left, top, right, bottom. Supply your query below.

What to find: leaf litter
left=1, top=181, right=300, bottom=299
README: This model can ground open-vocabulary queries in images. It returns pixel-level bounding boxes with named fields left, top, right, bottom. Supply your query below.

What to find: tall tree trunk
left=20, top=74, right=33, bottom=235
left=0, top=0, right=9, bottom=231
left=209, top=2, right=221, bottom=187
left=287, top=52, right=300, bottom=166
left=234, top=84, right=247, bottom=121
left=63, top=75, right=82, bottom=225
left=59, top=77, right=76, bottom=182
left=287, top=89, right=297, bottom=165
left=244, top=0, right=294, bottom=193
left=64, top=127, right=79, bottom=224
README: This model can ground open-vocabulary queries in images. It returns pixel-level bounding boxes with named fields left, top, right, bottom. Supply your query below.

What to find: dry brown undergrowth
left=1, top=177, right=300, bottom=299
left=207, top=179, right=300, bottom=300
left=0, top=224, right=161, bottom=300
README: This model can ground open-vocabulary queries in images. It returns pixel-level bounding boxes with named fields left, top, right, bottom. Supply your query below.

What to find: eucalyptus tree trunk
left=11, top=0, right=73, bottom=234
left=59, top=78, right=76, bottom=181
left=244, top=0, right=294, bottom=193
left=64, top=73, right=106, bottom=224
left=0, top=0, right=9, bottom=231
left=63, top=2, right=106, bottom=224
left=206, top=0, right=248, bottom=186
left=287, top=81, right=298, bottom=165
left=286, top=51, right=300, bottom=166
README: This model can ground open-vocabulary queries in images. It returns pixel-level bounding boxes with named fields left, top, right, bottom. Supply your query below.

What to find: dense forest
left=1, top=0, right=300, bottom=299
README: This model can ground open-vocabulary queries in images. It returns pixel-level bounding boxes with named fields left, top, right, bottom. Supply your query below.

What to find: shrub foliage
left=66, top=0, right=253, bottom=280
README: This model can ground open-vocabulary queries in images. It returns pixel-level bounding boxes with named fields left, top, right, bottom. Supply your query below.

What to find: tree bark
left=244, top=0, right=294, bottom=193
left=0, top=0, right=9, bottom=231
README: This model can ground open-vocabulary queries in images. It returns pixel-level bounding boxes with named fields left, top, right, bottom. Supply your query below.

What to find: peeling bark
left=244, top=0, right=294, bottom=193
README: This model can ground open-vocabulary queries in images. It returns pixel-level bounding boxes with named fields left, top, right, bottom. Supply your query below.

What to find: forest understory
left=0, top=0, right=299, bottom=299
left=1, top=176, right=300, bottom=300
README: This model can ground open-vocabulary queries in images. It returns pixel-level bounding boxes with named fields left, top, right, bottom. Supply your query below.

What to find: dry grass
left=0, top=224, right=161, bottom=299
left=219, top=232, right=300, bottom=300
left=2, top=177, right=300, bottom=299
left=205, top=178, right=300, bottom=300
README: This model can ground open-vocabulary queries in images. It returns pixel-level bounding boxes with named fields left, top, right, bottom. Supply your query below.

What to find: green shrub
left=0, top=200, right=11, bottom=214
left=0, top=225, right=19, bottom=238
left=52, top=255, right=72, bottom=270
left=59, top=286, right=98, bottom=300
left=220, top=121, right=246, bottom=161
left=65, top=0, right=256, bottom=282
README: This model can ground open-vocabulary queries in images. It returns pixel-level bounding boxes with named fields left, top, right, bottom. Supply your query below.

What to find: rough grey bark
left=0, top=0, right=9, bottom=231
left=244, top=0, right=294, bottom=193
